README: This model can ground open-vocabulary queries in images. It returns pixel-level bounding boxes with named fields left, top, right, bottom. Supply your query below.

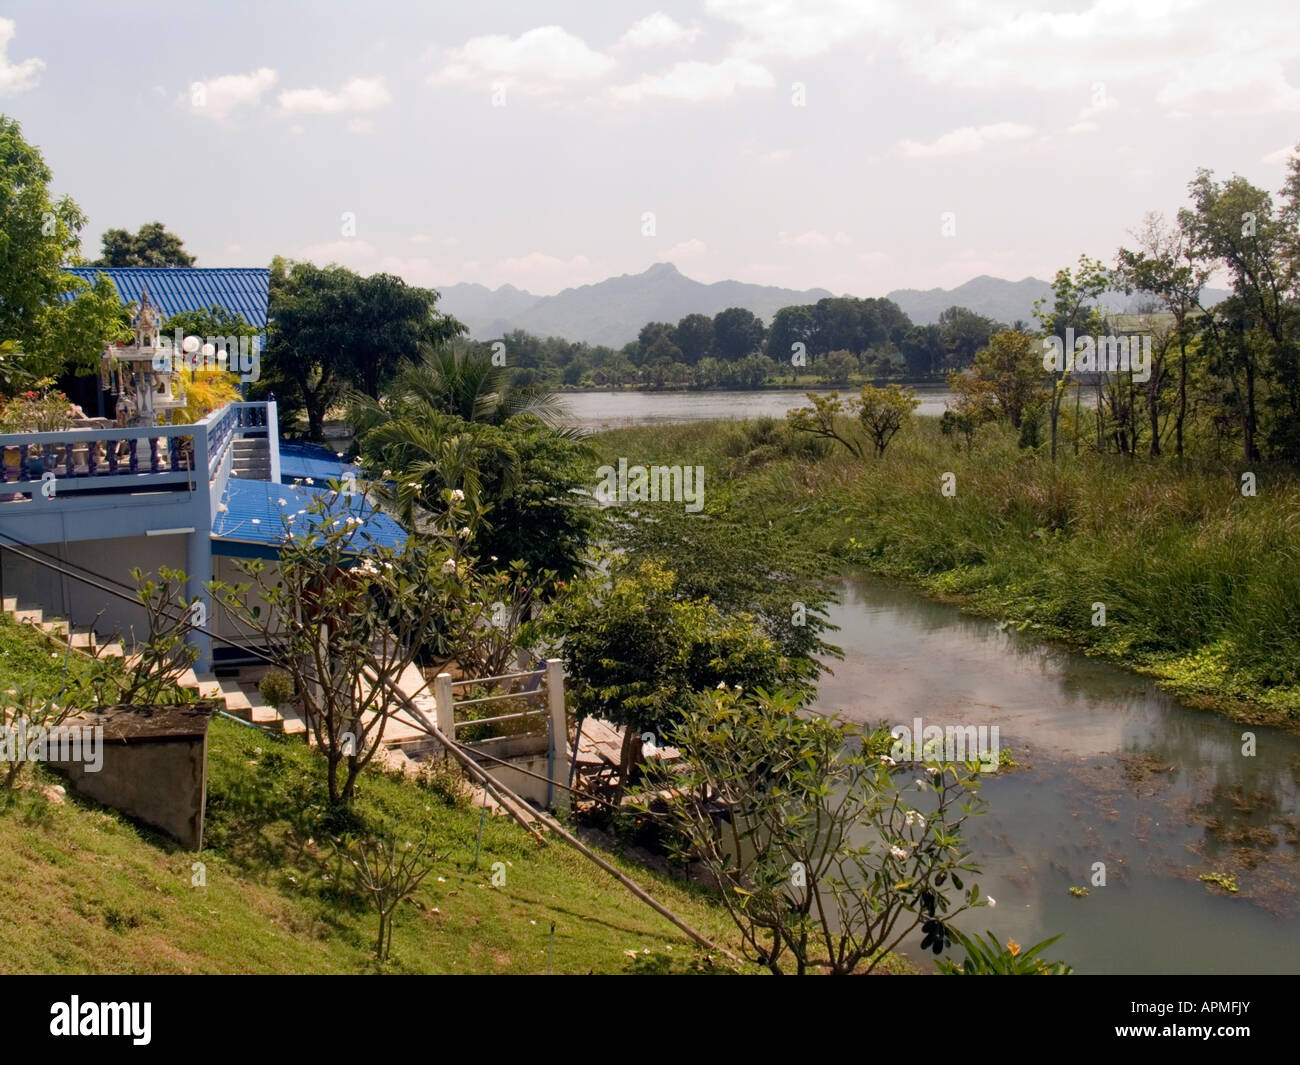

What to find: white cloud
left=1068, top=91, right=1118, bottom=134
left=346, top=118, right=374, bottom=134
left=899, top=122, right=1035, bottom=158
left=778, top=229, right=848, bottom=248
left=706, top=0, right=905, bottom=61
left=292, top=238, right=443, bottom=286
left=616, top=13, right=701, bottom=50
left=759, top=148, right=792, bottom=162
left=610, top=57, right=773, bottom=103
left=279, top=77, right=392, bottom=115
left=0, top=19, right=43, bottom=96
left=1262, top=144, right=1300, bottom=165
left=666, top=238, right=707, bottom=259
left=709, top=0, right=1300, bottom=118
left=189, top=68, right=277, bottom=120
left=428, top=26, right=614, bottom=92
left=1158, top=64, right=1300, bottom=116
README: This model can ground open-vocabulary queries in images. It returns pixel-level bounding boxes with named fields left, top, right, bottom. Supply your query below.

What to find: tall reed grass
left=594, top=416, right=1300, bottom=718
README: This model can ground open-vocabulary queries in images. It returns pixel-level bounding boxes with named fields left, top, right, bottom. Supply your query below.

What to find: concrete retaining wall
left=47, top=702, right=214, bottom=851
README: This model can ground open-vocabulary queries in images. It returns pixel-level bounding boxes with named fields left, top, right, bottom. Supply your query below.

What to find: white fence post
left=434, top=672, right=456, bottom=746
left=546, top=659, right=570, bottom=816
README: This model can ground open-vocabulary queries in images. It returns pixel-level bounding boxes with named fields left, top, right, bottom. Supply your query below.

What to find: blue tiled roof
left=278, top=441, right=359, bottom=486
left=211, top=478, right=406, bottom=559
left=63, top=267, right=270, bottom=330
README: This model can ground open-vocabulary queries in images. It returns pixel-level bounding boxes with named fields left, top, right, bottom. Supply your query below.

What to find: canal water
left=576, top=392, right=1298, bottom=972
left=816, top=575, right=1300, bottom=974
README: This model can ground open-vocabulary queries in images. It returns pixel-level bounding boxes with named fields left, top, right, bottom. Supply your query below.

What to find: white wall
left=1, top=534, right=187, bottom=639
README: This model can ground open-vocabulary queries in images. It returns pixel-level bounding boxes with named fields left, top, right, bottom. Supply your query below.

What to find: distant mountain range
left=435, top=263, right=1231, bottom=346
left=438, top=263, right=832, bottom=347
left=886, top=274, right=1231, bottom=327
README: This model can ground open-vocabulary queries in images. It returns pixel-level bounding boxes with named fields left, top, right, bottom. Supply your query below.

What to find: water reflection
left=817, top=573, right=1300, bottom=974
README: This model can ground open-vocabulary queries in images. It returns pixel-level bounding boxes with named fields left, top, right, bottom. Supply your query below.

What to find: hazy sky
left=2, top=0, right=1297, bottom=297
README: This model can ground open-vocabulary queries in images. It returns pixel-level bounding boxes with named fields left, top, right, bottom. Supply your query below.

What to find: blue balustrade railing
left=0, top=401, right=272, bottom=503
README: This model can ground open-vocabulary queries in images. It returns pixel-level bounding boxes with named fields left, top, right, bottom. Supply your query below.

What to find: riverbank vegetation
left=593, top=413, right=1300, bottom=722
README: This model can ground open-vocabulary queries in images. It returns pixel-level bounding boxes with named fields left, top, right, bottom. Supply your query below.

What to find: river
left=560, top=386, right=957, bottom=431
left=578, top=394, right=1300, bottom=974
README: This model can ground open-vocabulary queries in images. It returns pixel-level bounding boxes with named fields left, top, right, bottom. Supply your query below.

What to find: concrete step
left=97, top=641, right=125, bottom=658
left=246, top=687, right=289, bottom=733
left=216, top=677, right=252, bottom=713
left=1, top=595, right=16, bottom=613
left=13, top=607, right=43, bottom=625
left=39, top=619, right=70, bottom=636
left=189, top=671, right=226, bottom=701
left=278, top=704, right=308, bottom=736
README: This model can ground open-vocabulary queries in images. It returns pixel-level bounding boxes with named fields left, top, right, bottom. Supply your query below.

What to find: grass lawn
left=0, top=711, right=755, bottom=973
left=0, top=611, right=751, bottom=974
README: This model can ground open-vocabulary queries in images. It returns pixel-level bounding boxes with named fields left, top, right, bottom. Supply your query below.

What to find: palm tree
left=360, top=413, right=520, bottom=529
left=383, top=342, right=570, bottom=427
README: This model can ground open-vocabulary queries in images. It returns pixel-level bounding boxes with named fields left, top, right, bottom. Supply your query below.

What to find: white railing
left=434, top=660, right=569, bottom=813
left=0, top=401, right=275, bottom=503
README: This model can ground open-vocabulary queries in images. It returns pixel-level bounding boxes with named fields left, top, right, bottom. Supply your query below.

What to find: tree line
left=471, top=300, right=1005, bottom=392
left=945, top=151, right=1300, bottom=466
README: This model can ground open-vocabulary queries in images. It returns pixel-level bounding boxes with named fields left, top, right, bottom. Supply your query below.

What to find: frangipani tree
left=641, top=686, right=988, bottom=975
left=210, top=485, right=478, bottom=806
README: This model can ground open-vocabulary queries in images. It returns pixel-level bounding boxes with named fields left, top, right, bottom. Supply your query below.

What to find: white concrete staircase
left=2, top=595, right=305, bottom=736
left=229, top=437, right=272, bottom=480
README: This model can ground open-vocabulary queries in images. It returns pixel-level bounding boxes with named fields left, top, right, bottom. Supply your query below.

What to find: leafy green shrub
left=258, top=670, right=295, bottom=710
left=937, top=929, right=1073, bottom=974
